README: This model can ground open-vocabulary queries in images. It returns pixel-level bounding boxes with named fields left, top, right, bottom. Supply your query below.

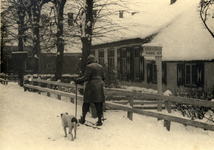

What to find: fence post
left=47, top=84, right=50, bottom=97
left=127, top=96, right=134, bottom=121
left=38, top=82, right=41, bottom=94
left=57, top=85, right=61, bottom=100
left=165, top=101, right=172, bottom=113
left=29, top=80, right=33, bottom=92
left=157, top=98, right=162, bottom=121
left=164, top=99, right=171, bottom=131
left=5, top=75, right=8, bottom=85
left=164, top=120, right=171, bottom=131
left=157, top=99, right=162, bottom=112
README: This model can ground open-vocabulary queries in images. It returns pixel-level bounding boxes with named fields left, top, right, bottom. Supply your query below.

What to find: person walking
left=74, top=54, right=105, bottom=126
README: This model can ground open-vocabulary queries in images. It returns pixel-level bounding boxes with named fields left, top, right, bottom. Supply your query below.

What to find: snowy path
left=0, top=83, right=214, bottom=150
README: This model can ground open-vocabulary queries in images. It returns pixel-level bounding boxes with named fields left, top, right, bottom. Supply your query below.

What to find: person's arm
left=74, top=66, right=91, bottom=84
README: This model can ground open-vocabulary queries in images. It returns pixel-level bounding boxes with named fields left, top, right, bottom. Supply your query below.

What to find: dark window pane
left=135, top=48, right=140, bottom=58
left=186, top=75, right=190, bottom=85
left=134, top=58, right=139, bottom=79
left=122, top=50, right=127, bottom=58
left=192, top=65, right=197, bottom=85
left=186, top=65, right=190, bottom=74
left=108, top=50, right=114, bottom=57
left=153, top=64, right=157, bottom=82
left=99, top=51, right=104, bottom=57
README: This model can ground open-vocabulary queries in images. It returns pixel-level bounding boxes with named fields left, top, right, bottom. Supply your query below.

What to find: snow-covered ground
left=0, top=82, right=214, bottom=150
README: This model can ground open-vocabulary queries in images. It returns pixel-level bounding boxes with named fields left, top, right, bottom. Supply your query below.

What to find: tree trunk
left=54, top=0, right=66, bottom=80
left=32, top=5, right=41, bottom=74
left=81, top=0, right=93, bottom=74
left=17, top=7, right=25, bottom=86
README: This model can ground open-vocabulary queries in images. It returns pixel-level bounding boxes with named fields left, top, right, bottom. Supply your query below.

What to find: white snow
left=0, top=82, right=214, bottom=150
left=151, top=0, right=214, bottom=61
left=92, top=0, right=214, bottom=61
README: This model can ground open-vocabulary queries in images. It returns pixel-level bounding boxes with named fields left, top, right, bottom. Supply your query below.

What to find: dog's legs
left=71, top=133, right=74, bottom=141
left=69, top=126, right=74, bottom=141
left=63, top=127, right=67, bottom=137
left=74, top=130, right=76, bottom=139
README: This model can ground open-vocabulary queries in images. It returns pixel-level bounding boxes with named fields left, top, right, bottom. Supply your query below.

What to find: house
left=91, top=0, right=214, bottom=96
left=1, top=46, right=81, bottom=75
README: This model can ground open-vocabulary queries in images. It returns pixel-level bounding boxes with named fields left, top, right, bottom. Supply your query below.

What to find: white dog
left=61, top=113, right=77, bottom=141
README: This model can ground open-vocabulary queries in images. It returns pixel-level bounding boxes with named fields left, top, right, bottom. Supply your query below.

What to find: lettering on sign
left=142, top=46, right=162, bottom=57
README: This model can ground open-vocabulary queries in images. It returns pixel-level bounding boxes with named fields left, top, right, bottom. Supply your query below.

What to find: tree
left=23, top=0, right=52, bottom=73
left=2, top=0, right=29, bottom=86
left=52, top=0, right=66, bottom=80
left=65, top=0, right=129, bottom=73
left=199, top=0, right=214, bottom=38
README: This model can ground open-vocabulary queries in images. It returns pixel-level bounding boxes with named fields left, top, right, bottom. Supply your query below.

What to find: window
left=147, top=62, right=166, bottom=84
left=153, top=64, right=157, bottom=83
left=185, top=64, right=197, bottom=86
left=134, top=47, right=140, bottom=79
left=122, top=48, right=127, bottom=76
left=108, top=49, right=114, bottom=66
left=98, top=50, right=104, bottom=65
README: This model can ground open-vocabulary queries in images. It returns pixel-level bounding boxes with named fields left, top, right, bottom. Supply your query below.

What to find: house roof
left=92, top=0, right=214, bottom=61
left=151, top=0, right=214, bottom=61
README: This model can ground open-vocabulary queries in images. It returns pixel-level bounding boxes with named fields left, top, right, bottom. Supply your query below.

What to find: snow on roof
left=93, top=0, right=214, bottom=61
left=92, top=0, right=190, bottom=45
left=142, top=42, right=162, bottom=47
left=151, top=0, right=214, bottom=61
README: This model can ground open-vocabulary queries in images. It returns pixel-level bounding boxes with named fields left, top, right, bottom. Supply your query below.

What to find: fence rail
left=23, top=78, right=214, bottom=132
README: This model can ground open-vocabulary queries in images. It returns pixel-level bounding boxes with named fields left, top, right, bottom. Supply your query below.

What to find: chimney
left=119, top=10, right=124, bottom=18
left=170, top=0, right=177, bottom=5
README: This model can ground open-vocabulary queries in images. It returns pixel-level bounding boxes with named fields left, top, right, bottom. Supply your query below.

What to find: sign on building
left=142, top=43, right=162, bottom=57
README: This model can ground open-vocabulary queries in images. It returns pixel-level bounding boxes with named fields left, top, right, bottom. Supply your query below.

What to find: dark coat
left=75, top=55, right=105, bottom=103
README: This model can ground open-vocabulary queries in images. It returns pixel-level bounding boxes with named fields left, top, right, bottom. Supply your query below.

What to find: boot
left=96, top=121, right=102, bottom=126
left=96, top=117, right=102, bottom=126
left=79, top=116, right=85, bottom=124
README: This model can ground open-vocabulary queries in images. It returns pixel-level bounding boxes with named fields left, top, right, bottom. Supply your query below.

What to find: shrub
left=103, top=64, right=120, bottom=88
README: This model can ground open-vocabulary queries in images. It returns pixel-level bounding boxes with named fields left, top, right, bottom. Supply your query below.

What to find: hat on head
left=87, top=54, right=97, bottom=64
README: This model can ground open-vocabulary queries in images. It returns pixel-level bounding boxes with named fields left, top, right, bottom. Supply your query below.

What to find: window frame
left=134, top=47, right=140, bottom=80
left=108, top=48, right=115, bottom=67
left=98, top=50, right=104, bottom=65
left=185, top=63, right=197, bottom=87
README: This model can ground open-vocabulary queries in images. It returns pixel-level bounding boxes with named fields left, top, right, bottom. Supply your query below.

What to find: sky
left=1, top=0, right=214, bottom=56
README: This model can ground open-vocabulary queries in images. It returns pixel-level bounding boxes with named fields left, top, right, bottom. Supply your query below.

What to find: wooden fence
left=0, top=75, right=19, bottom=85
left=23, top=78, right=214, bottom=132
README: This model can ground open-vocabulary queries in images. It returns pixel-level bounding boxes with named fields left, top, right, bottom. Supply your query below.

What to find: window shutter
left=147, top=63, right=153, bottom=83
left=126, top=48, right=131, bottom=80
left=139, top=56, right=144, bottom=81
left=120, top=48, right=123, bottom=77
left=162, top=63, right=167, bottom=85
left=177, top=64, right=184, bottom=87
left=117, top=49, right=120, bottom=75
left=130, top=47, right=135, bottom=81
left=196, top=63, right=204, bottom=87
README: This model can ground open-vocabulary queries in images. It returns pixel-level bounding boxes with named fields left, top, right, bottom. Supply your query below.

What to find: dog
left=61, top=112, right=77, bottom=141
